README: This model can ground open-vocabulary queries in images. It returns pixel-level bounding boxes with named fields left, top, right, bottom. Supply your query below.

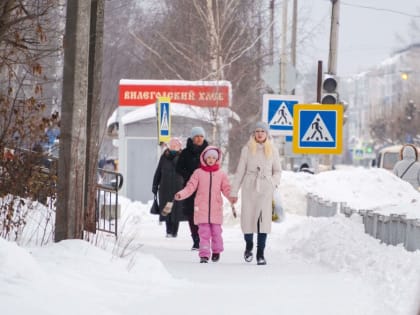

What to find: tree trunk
left=84, top=0, right=105, bottom=233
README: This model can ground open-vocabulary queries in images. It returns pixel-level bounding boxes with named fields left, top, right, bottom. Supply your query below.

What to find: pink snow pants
left=198, top=223, right=223, bottom=258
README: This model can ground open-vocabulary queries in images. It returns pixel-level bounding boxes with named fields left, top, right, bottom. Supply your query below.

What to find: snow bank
left=0, top=238, right=45, bottom=281
left=0, top=238, right=184, bottom=315
left=279, top=214, right=420, bottom=315
left=281, top=168, right=420, bottom=216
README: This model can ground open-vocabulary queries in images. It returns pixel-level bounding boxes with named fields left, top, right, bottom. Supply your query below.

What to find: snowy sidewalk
left=2, top=193, right=420, bottom=315
left=136, top=216, right=398, bottom=315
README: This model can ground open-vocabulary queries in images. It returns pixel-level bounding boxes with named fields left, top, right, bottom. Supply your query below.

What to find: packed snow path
left=137, top=216, right=397, bottom=315
left=2, top=212, right=419, bottom=315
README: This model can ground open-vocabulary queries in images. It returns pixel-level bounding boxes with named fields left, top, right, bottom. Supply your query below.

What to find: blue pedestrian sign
left=262, top=94, right=303, bottom=135
left=157, top=97, right=171, bottom=143
left=292, top=104, right=343, bottom=154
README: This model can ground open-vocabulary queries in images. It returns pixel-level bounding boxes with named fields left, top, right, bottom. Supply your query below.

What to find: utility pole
left=56, top=0, right=91, bottom=241
left=56, top=0, right=104, bottom=241
left=280, top=0, right=288, bottom=94
left=290, top=0, right=297, bottom=95
left=278, top=0, right=289, bottom=169
left=328, top=0, right=340, bottom=75
left=269, top=0, right=275, bottom=65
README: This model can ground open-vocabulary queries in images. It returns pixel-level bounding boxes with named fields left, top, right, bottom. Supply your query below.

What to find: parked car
left=374, top=145, right=420, bottom=171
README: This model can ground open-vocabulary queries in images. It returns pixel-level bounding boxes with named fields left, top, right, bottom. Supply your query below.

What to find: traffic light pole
left=317, top=60, right=323, bottom=103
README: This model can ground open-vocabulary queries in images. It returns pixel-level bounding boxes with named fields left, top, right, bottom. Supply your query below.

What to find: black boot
left=256, top=248, right=266, bottom=265
left=192, top=235, right=200, bottom=250
left=200, top=257, right=209, bottom=263
left=244, top=241, right=253, bottom=262
left=172, top=221, right=179, bottom=238
left=211, top=253, right=220, bottom=262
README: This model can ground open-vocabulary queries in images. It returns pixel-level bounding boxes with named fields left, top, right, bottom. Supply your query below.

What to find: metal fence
left=306, top=193, right=420, bottom=252
left=306, top=193, right=338, bottom=217
left=96, top=168, right=123, bottom=237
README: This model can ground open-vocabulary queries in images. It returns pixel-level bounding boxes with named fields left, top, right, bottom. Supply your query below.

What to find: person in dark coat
left=176, top=126, right=209, bottom=250
left=299, top=163, right=314, bottom=174
left=152, top=137, right=186, bottom=237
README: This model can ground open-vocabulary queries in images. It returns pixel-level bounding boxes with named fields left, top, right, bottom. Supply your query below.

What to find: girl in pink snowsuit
left=175, top=146, right=231, bottom=263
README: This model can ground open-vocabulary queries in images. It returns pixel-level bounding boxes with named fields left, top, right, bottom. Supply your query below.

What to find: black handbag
left=150, top=194, right=159, bottom=215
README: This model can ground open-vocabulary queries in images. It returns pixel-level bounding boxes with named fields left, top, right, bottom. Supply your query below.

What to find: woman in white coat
left=229, top=122, right=281, bottom=265
left=392, top=144, right=420, bottom=190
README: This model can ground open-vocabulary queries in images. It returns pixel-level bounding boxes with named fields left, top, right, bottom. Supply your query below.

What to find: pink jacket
left=176, top=146, right=231, bottom=225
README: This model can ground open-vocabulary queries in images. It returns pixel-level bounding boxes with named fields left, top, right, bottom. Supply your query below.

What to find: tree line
left=103, top=0, right=278, bottom=171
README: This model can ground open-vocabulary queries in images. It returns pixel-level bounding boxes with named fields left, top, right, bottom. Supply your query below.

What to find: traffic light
left=364, top=142, right=375, bottom=159
left=321, top=74, right=338, bottom=104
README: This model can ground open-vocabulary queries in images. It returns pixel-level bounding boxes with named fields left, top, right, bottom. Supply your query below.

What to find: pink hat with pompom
left=203, top=148, right=219, bottom=160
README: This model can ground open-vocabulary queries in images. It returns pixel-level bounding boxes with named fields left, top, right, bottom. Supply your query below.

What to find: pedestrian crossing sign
left=292, top=104, right=343, bottom=154
left=157, top=97, right=171, bottom=143
left=262, top=94, right=303, bottom=135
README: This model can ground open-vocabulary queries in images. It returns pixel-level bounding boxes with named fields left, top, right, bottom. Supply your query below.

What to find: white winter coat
left=231, top=141, right=281, bottom=233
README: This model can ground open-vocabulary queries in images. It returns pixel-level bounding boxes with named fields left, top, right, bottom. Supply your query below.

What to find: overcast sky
left=297, top=0, right=420, bottom=76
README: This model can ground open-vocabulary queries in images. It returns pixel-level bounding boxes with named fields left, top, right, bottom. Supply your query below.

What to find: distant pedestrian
left=229, top=122, right=282, bottom=265
left=152, top=137, right=187, bottom=237
left=176, top=126, right=209, bottom=250
left=392, top=144, right=420, bottom=191
left=175, top=146, right=231, bottom=263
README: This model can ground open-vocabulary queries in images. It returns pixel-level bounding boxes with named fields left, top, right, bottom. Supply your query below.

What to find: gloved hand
left=229, top=196, right=238, bottom=204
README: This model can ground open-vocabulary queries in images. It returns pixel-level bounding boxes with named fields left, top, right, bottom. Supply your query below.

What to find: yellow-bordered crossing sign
left=292, top=104, right=343, bottom=154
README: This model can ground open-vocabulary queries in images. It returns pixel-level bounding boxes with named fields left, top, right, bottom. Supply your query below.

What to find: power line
left=340, top=2, right=420, bottom=18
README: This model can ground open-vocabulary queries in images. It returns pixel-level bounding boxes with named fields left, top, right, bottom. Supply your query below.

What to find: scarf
left=200, top=163, right=220, bottom=172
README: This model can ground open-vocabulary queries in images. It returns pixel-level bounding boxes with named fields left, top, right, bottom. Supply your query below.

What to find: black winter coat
left=175, top=138, right=209, bottom=216
left=152, top=149, right=187, bottom=222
